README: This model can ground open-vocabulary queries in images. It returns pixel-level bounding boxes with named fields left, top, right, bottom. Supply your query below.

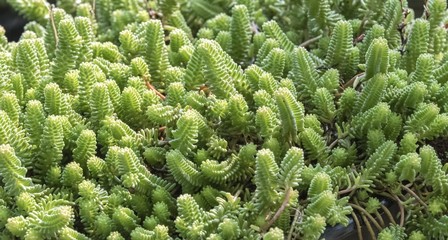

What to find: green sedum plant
left=1, top=0, right=448, bottom=239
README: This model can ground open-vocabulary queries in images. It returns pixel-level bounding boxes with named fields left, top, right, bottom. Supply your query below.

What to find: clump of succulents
left=0, top=0, right=447, bottom=239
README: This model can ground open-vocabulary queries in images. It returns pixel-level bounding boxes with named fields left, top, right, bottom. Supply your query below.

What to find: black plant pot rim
left=321, top=198, right=399, bottom=240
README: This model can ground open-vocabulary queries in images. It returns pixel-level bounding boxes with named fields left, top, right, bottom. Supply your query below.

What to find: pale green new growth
left=1, top=0, right=448, bottom=239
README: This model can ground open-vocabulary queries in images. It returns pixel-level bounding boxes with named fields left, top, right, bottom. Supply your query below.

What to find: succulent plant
left=0, top=0, right=447, bottom=239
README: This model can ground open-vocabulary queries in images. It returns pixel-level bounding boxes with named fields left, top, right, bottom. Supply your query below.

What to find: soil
left=0, top=5, right=27, bottom=41
left=427, top=137, right=448, bottom=165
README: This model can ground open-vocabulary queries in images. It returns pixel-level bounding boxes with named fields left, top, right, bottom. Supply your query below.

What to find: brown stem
left=338, top=186, right=356, bottom=195
left=328, top=138, right=339, bottom=149
left=361, top=213, right=377, bottom=240
left=91, top=0, right=96, bottom=17
left=145, top=81, right=166, bottom=100
left=48, top=5, right=58, bottom=47
left=287, top=207, right=301, bottom=240
left=199, top=85, right=209, bottom=92
left=262, top=187, right=293, bottom=232
left=299, top=35, right=322, bottom=47
left=233, top=189, right=242, bottom=201
left=352, top=212, right=363, bottom=240
left=401, top=184, right=428, bottom=208
left=376, top=191, right=396, bottom=201
left=357, top=198, right=384, bottom=227
left=349, top=203, right=382, bottom=230
left=374, top=211, right=385, bottom=227
left=398, top=202, right=405, bottom=227
left=415, top=184, right=430, bottom=200
left=380, top=204, right=396, bottom=225
left=342, top=72, right=365, bottom=89
left=391, top=194, right=405, bottom=227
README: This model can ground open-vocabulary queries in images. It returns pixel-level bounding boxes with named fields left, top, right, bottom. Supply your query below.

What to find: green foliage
left=419, top=146, right=448, bottom=195
left=0, top=145, right=34, bottom=196
left=6, top=0, right=48, bottom=22
left=300, top=128, right=330, bottom=165
left=263, top=20, right=294, bottom=52
left=362, top=140, right=397, bottom=185
left=170, top=110, right=199, bottom=155
left=24, top=100, right=45, bottom=148
left=2, top=0, right=448, bottom=239
left=365, top=38, right=389, bottom=80
left=378, top=225, right=406, bottom=240
left=354, top=73, right=387, bottom=114
left=37, top=115, right=65, bottom=178
left=144, top=20, right=169, bottom=84
left=166, top=150, right=202, bottom=192
left=394, top=153, right=421, bottom=183
left=14, top=38, right=50, bottom=90
left=402, top=19, right=430, bottom=73
left=290, top=46, right=322, bottom=104
left=254, top=149, right=279, bottom=211
left=324, top=20, right=353, bottom=69
left=73, top=129, right=97, bottom=173
left=52, top=19, right=82, bottom=86
left=275, top=87, right=305, bottom=144
left=230, top=5, right=251, bottom=65
left=199, top=40, right=239, bottom=99
left=380, top=0, right=403, bottom=48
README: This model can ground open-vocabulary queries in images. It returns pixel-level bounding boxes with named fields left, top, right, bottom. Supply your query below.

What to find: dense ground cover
left=0, top=0, right=448, bottom=239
